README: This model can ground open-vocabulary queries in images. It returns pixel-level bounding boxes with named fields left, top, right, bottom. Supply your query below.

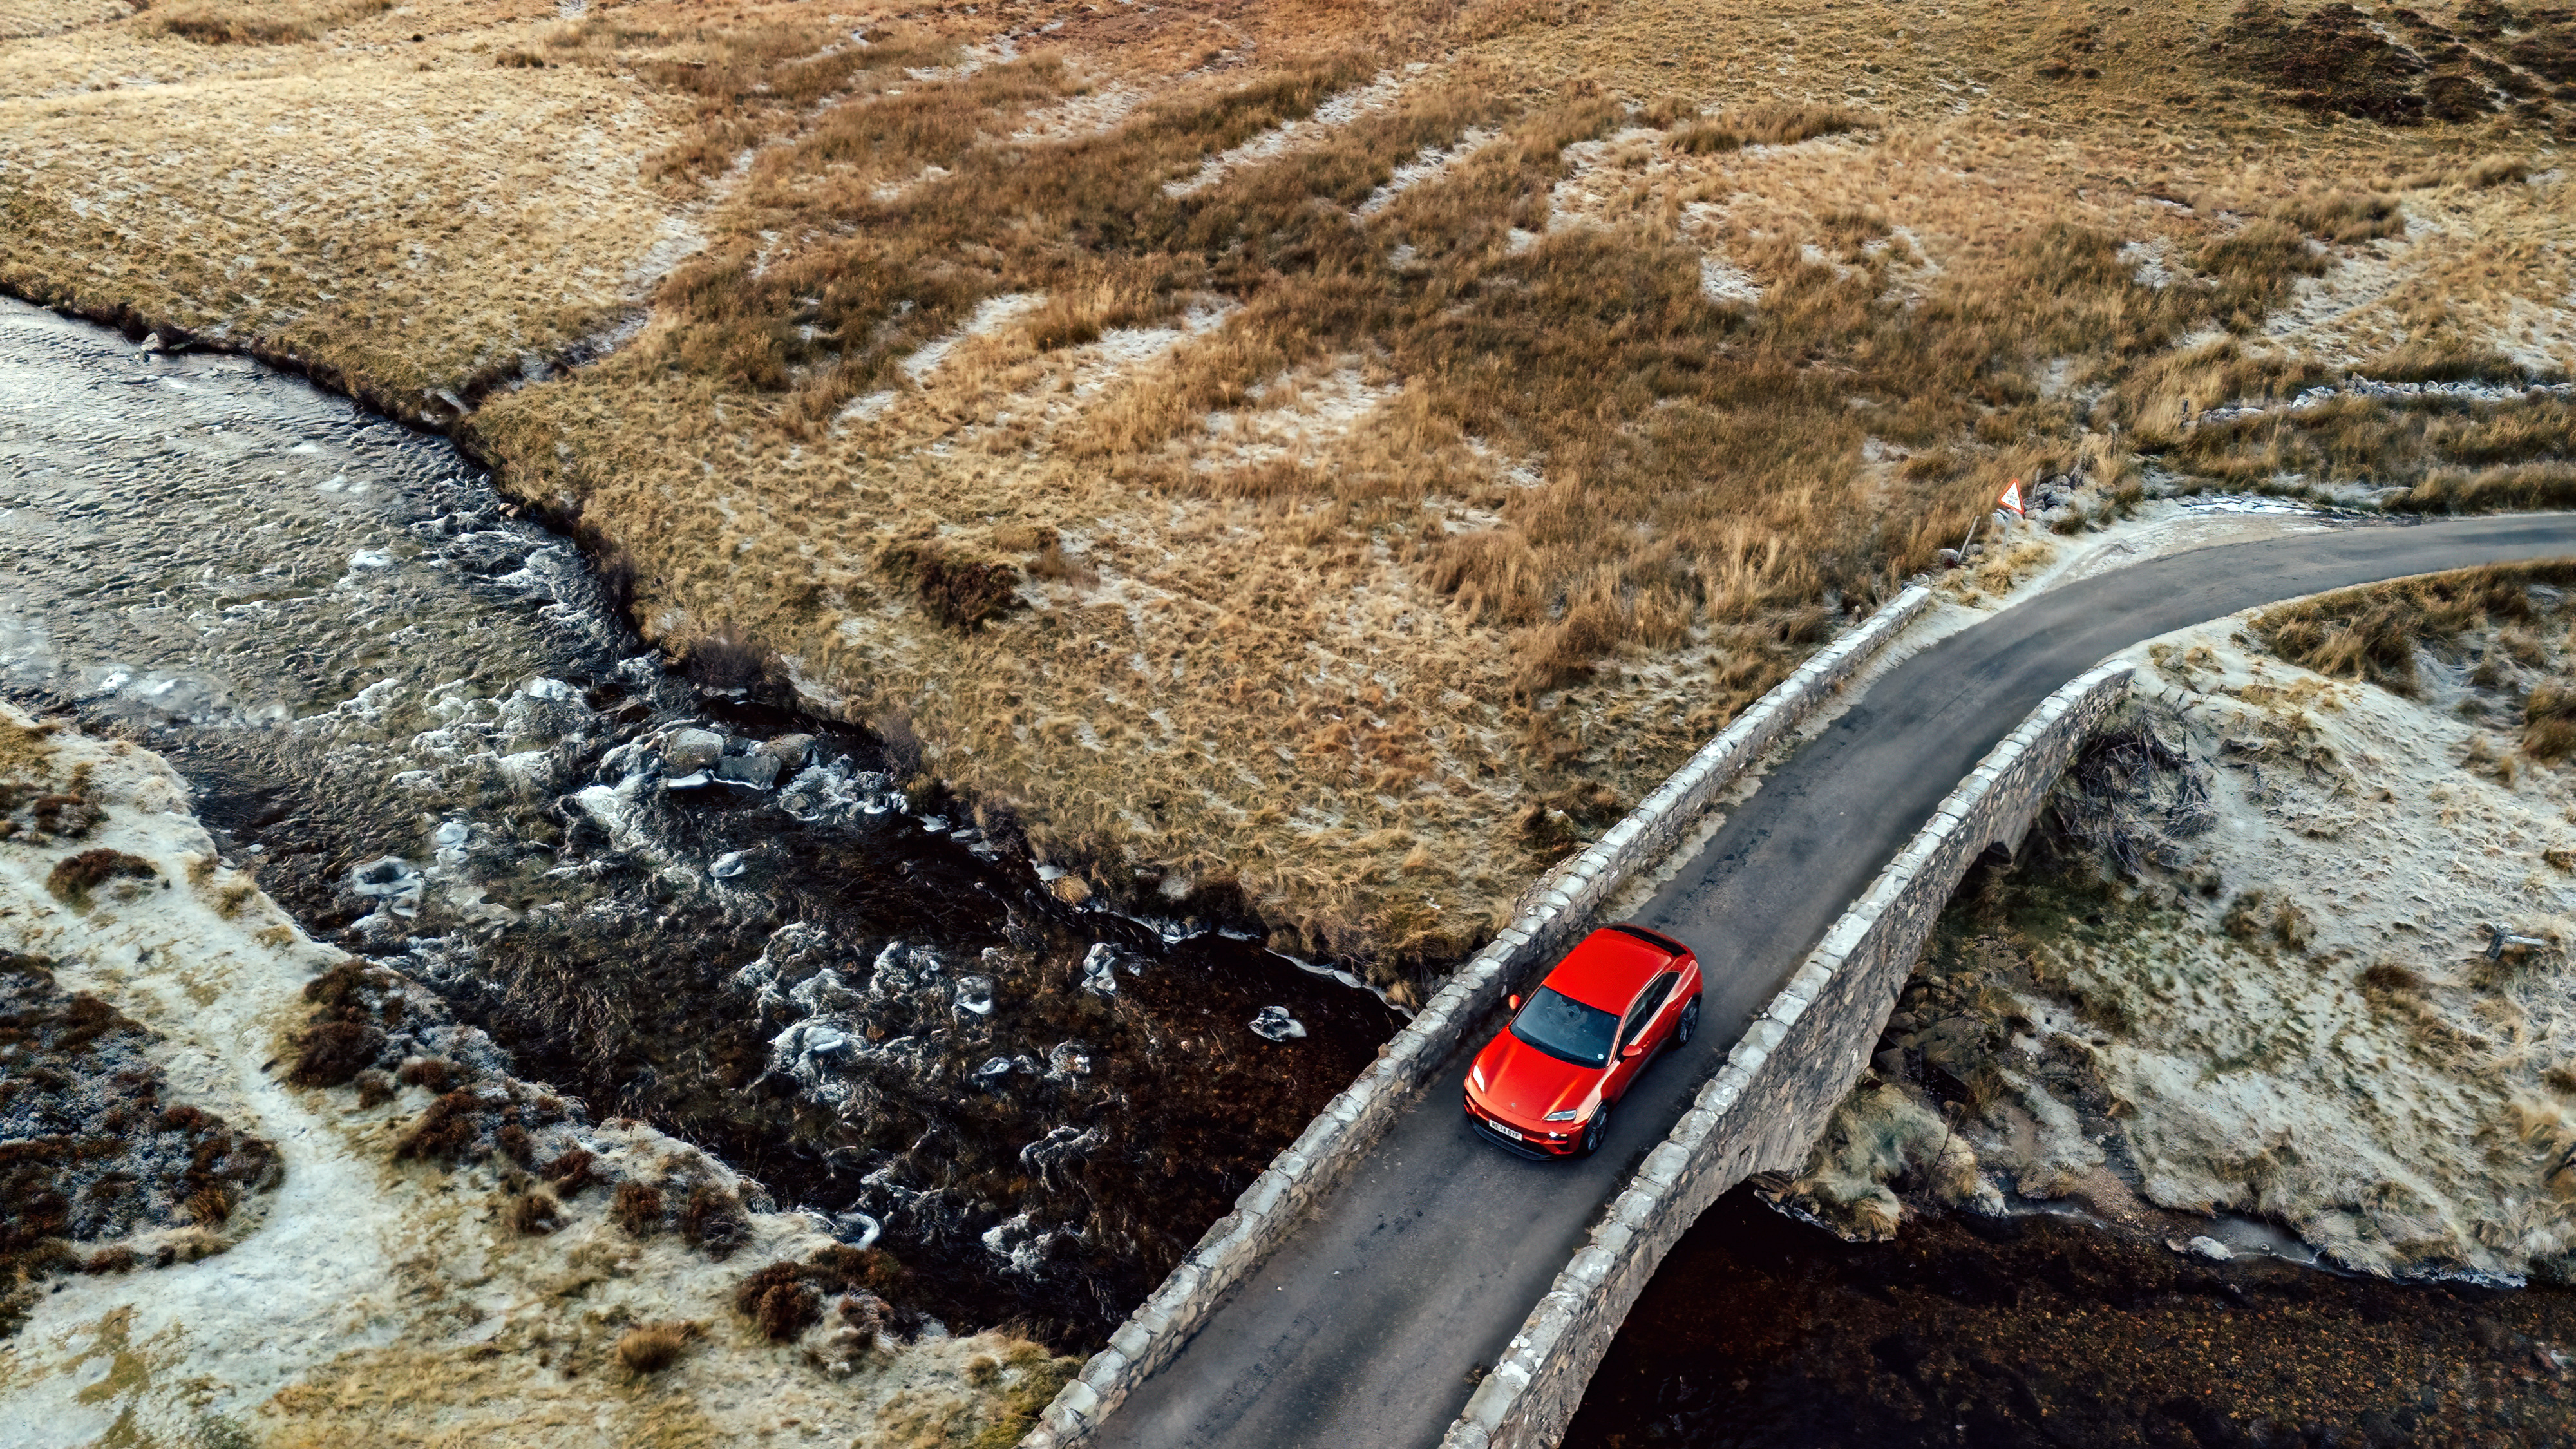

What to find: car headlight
left=1544, top=1108, right=1583, bottom=1122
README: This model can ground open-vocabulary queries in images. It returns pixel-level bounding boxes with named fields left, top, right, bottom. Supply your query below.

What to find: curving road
left=1107, top=513, right=2576, bottom=1449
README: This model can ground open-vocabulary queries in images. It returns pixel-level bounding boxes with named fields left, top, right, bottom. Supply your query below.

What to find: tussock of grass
left=2255, top=563, right=2576, bottom=697
left=2525, top=677, right=2576, bottom=762
left=613, top=1320, right=699, bottom=1374
left=158, top=0, right=389, bottom=46
left=43, top=847, right=155, bottom=907
left=1666, top=101, right=1870, bottom=154
left=2273, top=187, right=2405, bottom=245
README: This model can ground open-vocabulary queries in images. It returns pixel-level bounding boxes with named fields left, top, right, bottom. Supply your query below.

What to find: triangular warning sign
left=1997, top=478, right=2025, bottom=517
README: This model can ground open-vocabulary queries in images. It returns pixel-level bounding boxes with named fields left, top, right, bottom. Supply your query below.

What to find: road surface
left=1108, top=513, right=2576, bottom=1449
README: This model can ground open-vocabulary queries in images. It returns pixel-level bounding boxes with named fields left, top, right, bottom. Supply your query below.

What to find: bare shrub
left=880, top=538, right=1025, bottom=630
left=676, top=629, right=776, bottom=691
left=681, top=1184, right=750, bottom=1259
left=394, top=1090, right=490, bottom=1162
left=611, top=1180, right=665, bottom=1237
left=395, top=1057, right=458, bottom=1092
left=732, top=1245, right=913, bottom=1341
left=538, top=1147, right=601, bottom=1195
left=2360, top=960, right=2425, bottom=994
left=735, top=1260, right=825, bottom=1340
left=287, top=1020, right=384, bottom=1088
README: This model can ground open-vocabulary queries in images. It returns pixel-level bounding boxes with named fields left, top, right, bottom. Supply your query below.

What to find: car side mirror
left=1620, top=1042, right=1645, bottom=1060
left=1506, top=994, right=1521, bottom=1011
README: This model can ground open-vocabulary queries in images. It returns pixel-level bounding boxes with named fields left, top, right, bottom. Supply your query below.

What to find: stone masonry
left=1441, top=660, right=2137, bottom=1449
left=1018, top=585, right=1936, bottom=1448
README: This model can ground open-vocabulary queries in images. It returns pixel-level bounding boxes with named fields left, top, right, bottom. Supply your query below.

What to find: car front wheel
left=1675, top=996, right=1701, bottom=1046
left=1579, top=1102, right=1611, bottom=1157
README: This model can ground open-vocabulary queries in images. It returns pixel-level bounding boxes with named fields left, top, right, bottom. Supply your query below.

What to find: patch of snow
left=2118, top=238, right=2175, bottom=289
left=1165, top=72, right=1405, bottom=198
left=1196, top=363, right=1396, bottom=473
left=905, top=35, right=1018, bottom=83
left=839, top=390, right=898, bottom=422
left=1698, top=251, right=1761, bottom=305
left=898, top=291, right=1046, bottom=385
left=1355, top=127, right=1497, bottom=218
left=1010, top=83, right=1142, bottom=143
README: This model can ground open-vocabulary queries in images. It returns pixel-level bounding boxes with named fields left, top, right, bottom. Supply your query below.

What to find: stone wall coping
left=1017, top=586, right=1937, bottom=1449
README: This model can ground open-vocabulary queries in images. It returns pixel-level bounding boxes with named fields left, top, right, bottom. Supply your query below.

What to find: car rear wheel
left=1579, top=1103, right=1611, bottom=1157
left=1675, top=997, right=1701, bottom=1046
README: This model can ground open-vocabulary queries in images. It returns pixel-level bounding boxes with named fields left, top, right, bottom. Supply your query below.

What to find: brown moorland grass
left=7, top=0, right=2575, bottom=976
left=156, top=0, right=392, bottom=46
left=2252, top=560, right=2576, bottom=700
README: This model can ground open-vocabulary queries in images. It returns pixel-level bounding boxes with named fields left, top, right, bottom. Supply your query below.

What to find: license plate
left=1486, top=1121, right=1522, bottom=1141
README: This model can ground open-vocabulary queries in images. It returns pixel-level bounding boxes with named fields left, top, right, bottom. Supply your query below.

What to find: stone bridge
left=1022, top=513, right=2576, bottom=1449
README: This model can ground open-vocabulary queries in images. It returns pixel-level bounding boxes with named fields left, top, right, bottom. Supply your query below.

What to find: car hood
left=1470, top=1032, right=1601, bottom=1124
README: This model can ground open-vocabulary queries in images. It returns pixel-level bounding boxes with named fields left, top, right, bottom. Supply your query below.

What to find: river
left=0, top=296, right=1396, bottom=1346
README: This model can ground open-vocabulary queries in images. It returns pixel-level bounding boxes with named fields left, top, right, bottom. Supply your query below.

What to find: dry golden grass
left=0, top=0, right=695, bottom=411
left=614, top=1320, right=700, bottom=1375
left=8, top=0, right=2575, bottom=974
left=156, top=0, right=393, bottom=46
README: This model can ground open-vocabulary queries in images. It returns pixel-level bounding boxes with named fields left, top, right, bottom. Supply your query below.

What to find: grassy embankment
left=3, top=0, right=2571, bottom=981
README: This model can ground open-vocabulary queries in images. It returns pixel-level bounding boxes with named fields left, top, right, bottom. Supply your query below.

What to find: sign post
left=1958, top=477, right=2025, bottom=560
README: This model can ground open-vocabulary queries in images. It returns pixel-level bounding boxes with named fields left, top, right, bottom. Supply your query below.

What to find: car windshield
left=1510, top=987, right=1618, bottom=1069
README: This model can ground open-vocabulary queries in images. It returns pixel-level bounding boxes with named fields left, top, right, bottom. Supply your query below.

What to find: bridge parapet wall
left=1023, top=585, right=1935, bottom=1448
left=1443, top=659, right=2137, bottom=1449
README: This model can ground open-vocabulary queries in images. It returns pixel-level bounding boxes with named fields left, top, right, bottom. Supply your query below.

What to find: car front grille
left=1466, top=1102, right=1566, bottom=1159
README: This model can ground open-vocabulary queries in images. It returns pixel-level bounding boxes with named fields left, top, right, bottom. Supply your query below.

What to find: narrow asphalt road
left=1108, top=513, right=2576, bottom=1449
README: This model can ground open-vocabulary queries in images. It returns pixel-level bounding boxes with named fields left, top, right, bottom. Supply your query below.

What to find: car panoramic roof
left=1546, top=928, right=1670, bottom=1012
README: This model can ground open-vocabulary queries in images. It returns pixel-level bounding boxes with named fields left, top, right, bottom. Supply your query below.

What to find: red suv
left=1463, top=924, right=1703, bottom=1159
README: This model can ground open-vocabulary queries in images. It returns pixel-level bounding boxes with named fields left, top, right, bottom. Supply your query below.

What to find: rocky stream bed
left=0, top=296, right=1394, bottom=1350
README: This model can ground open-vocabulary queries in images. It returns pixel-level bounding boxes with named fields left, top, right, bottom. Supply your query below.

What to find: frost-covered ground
left=1792, top=565, right=2576, bottom=1284
left=0, top=703, right=1066, bottom=1448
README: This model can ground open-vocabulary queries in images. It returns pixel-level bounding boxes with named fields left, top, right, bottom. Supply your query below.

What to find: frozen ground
left=1790, top=562, right=2576, bottom=1284
left=0, top=704, right=1059, bottom=1448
